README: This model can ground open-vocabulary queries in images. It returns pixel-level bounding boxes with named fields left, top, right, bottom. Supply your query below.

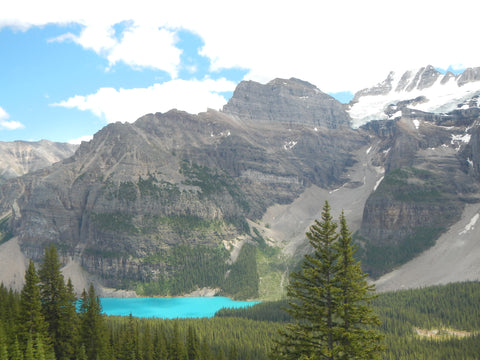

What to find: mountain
left=1, top=70, right=480, bottom=297
left=348, top=65, right=480, bottom=128
left=0, top=140, right=78, bottom=181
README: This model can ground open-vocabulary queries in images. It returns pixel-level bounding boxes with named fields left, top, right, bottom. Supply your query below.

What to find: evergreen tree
left=335, top=212, right=383, bottom=359
left=200, top=338, right=213, bottom=360
left=186, top=325, right=200, bottom=360
left=39, top=244, right=79, bottom=360
left=153, top=326, right=168, bottom=360
left=169, top=322, right=185, bottom=360
left=142, top=323, right=154, bottom=360
left=33, top=336, right=46, bottom=360
left=0, top=326, right=8, bottom=360
left=76, top=344, right=87, bottom=360
left=273, top=201, right=383, bottom=360
left=9, top=337, right=23, bottom=360
left=24, top=337, right=34, bottom=360
left=78, top=284, right=108, bottom=360
left=18, top=261, right=49, bottom=349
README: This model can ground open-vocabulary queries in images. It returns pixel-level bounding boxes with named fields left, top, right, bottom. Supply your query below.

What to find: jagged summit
left=348, top=65, right=480, bottom=128
left=223, top=78, right=351, bottom=129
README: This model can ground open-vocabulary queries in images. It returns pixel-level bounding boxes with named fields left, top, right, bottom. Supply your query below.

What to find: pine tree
left=200, top=338, right=213, bottom=360
left=24, top=336, right=34, bottom=360
left=335, top=212, right=383, bottom=359
left=273, top=201, right=383, bottom=360
left=78, top=284, right=107, bottom=360
left=186, top=325, right=200, bottom=360
left=153, top=326, right=168, bottom=360
left=169, top=322, right=185, bottom=360
left=9, top=337, right=23, bottom=360
left=18, top=260, right=49, bottom=349
left=76, top=344, right=87, bottom=360
left=0, top=326, right=8, bottom=360
left=39, top=244, right=79, bottom=360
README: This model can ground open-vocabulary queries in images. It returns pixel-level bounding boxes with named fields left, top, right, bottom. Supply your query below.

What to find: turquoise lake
left=100, top=297, right=260, bottom=319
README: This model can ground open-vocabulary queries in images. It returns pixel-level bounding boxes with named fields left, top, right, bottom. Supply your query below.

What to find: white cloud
left=68, top=135, right=93, bottom=145
left=0, top=106, right=24, bottom=130
left=1, top=0, right=480, bottom=93
left=106, top=25, right=181, bottom=75
left=52, top=78, right=236, bottom=123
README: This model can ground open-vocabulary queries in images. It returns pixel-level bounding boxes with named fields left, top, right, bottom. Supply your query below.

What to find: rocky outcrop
left=223, top=78, right=351, bottom=129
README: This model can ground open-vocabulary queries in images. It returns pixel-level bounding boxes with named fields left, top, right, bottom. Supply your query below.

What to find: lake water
left=100, top=296, right=260, bottom=319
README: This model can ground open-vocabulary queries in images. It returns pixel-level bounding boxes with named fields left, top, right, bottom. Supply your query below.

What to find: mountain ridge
left=348, top=65, right=480, bottom=128
left=1, top=69, right=480, bottom=297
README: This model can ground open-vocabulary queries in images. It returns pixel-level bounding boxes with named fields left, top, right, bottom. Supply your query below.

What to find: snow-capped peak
left=348, top=65, right=480, bottom=128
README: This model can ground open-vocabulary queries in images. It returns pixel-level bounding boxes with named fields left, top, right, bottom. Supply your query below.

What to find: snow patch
left=366, top=146, right=372, bottom=154
left=390, top=110, right=402, bottom=119
left=459, top=213, right=479, bottom=235
left=373, top=176, right=384, bottom=192
left=451, top=133, right=471, bottom=145
left=348, top=73, right=480, bottom=128
left=413, top=119, right=420, bottom=129
left=283, top=140, right=297, bottom=150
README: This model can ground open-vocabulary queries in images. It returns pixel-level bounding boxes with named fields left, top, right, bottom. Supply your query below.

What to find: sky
left=0, top=0, right=478, bottom=144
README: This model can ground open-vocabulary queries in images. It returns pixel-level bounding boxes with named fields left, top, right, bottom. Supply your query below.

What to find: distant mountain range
left=0, top=140, right=77, bottom=181
left=1, top=66, right=480, bottom=297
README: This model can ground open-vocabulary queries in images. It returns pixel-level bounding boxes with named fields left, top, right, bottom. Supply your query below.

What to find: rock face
left=223, top=78, right=350, bottom=128
left=0, top=140, right=77, bottom=181
left=0, top=83, right=365, bottom=293
left=2, top=69, right=480, bottom=294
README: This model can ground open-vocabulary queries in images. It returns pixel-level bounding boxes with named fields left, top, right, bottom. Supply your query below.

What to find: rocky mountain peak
left=223, top=78, right=351, bottom=129
left=457, top=67, right=480, bottom=86
left=348, top=65, right=480, bottom=128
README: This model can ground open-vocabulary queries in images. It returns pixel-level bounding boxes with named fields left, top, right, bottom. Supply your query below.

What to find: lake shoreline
left=99, top=296, right=261, bottom=319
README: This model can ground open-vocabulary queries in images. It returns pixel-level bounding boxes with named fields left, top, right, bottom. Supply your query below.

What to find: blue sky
left=0, top=0, right=478, bottom=143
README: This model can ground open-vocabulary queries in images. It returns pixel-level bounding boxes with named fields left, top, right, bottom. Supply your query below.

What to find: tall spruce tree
left=18, top=260, right=49, bottom=350
left=335, top=212, right=383, bottom=359
left=78, top=284, right=108, bottom=360
left=186, top=325, right=200, bottom=360
left=39, top=244, right=79, bottom=360
left=273, top=201, right=383, bottom=360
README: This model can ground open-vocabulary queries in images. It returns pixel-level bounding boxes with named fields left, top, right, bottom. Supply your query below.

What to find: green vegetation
left=91, top=211, right=139, bottom=234
left=217, top=282, right=480, bottom=359
left=0, top=216, right=13, bottom=245
left=358, top=226, right=445, bottom=278
left=273, top=202, right=383, bottom=359
left=1, top=246, right=480, bottom=359
left=376, top=167, right=449, bottom=202
left=223, top=243, right=259, bottom=300
left=359, top=166, right=462, bottom=277
left=139, top=244, right=229, bottom=296
left=137, top=174, right=181, bottom=204
left=103, top=174, right=181, bottom=205
left=180, top=160, right=251, bottom=232
left=141, top=215, right=227, bottom=239
left=139, top=242, right=260, bottom=299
